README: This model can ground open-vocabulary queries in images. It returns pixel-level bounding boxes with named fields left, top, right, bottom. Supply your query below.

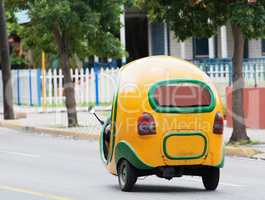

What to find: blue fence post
left=37, top=68, right=42, bottom=107
left=254, top=63, right=257, bottom=87
left=29, top=69, right=33, bottom=106
left=228, top=62, right=233, bottom=86
left=16, top=70, right=21, bottom=105
left=94, top=63, right=100, bottom=105
left=263, top=59, right=265, bottom=81
left=202, top=62, right=209, bottom=76
left=205, top=63, right=210, bottom=76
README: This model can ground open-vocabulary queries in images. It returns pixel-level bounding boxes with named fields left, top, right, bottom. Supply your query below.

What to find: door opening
left=125, top=16, right=149, bottom=62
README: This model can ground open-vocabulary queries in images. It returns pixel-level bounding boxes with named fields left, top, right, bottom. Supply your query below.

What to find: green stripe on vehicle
left=107, top=87, right=119, bottom=163
left=163, top=132, right=208, bottom=160
left=214, top=144, right=225, bottom=168
left=148, top=79, right=216, bottom=113
left=115, top=141, right=154, bottom=170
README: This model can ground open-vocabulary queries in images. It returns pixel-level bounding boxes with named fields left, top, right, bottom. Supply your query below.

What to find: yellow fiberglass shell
left=105, top=56, right=224, bottom=175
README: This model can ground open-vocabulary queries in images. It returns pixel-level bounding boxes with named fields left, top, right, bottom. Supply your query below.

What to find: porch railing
left=194, top=58, right=265, bottom=87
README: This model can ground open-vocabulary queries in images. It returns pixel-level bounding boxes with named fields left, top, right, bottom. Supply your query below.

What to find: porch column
left=148, top=22, right=152, bottom=56
left=221, top=25, right=228, bottom=58
left=164, top=23, right=169, bottom=55
left=208, top=36, right=215, bottom=59
left=180, top=41, right=186, bottom=59
left=120, top=6, right=126, bottom=63
left=94, top=56, right=99, bottom=63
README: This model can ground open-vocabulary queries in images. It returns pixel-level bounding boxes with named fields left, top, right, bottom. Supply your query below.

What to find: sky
left=15, top=10, right=30, bottom=24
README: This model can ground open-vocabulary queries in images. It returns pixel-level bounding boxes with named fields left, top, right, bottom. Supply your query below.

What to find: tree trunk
left=229, top=24, right=249, bottom=143
left=54, top=30, right=78, bottom=127
left=0, top=0, right=15, bottom=120
left=60, top=51, right=78, bottom=127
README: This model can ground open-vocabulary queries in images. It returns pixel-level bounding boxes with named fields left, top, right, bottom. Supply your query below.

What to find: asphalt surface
left=0, top=128, right=264, bottom=200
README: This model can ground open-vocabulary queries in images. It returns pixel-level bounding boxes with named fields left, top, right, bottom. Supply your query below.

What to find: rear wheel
left=117, top=160, right=137, bottom=192
left=202, top=167, right=220, bottom=191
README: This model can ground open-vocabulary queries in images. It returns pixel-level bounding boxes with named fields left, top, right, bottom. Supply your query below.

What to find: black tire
left=117, top=160, right=137, bottom=192
left=202, top=167, right=220, bottom=191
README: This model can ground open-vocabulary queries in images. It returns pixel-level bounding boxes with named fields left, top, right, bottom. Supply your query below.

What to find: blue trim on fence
left=93, top=61, right=120, bottom=69
left=37, top=68, right=42, bottom=107
left=16, top=70, right=21, bottom=105
left=228, top=62, right=233, bottom=86
left=254, top=64, right=257, bottom=87
left=94, top=63, right=100, bottom=105
left=29, top=69, right=33, bottom=106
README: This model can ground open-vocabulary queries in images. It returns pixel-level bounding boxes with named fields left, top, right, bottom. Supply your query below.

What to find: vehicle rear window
left=153, top=84, right=211, bottom=107
left=149, top=80, right=215, bottom=113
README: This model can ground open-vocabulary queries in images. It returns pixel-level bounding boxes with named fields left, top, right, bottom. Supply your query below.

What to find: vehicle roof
left=119, top=56, right=214, bottom=88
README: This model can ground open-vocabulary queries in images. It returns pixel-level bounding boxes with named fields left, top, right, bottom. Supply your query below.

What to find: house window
left=193, top=38, right=209, bottom=59
left=244, top=40, right=249, bottom=59
left=262, top=39, right=265, bottom=56
left=151, top=23, right=165, bottom=55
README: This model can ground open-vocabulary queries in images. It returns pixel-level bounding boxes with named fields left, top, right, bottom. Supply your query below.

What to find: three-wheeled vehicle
left=97, top=56, right=224, bottom=192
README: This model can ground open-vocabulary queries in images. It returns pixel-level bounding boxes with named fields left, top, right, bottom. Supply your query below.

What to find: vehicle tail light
left=137, top=112, right=156, bottom=135
left=213, top=112, right=224, bottom=134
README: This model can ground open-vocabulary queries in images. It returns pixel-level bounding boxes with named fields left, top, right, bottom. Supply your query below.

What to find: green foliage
left=6, top=11, right=22, bottom=34
left=139, top=0, right=265, bottom=41
left=5, top=0, right=28, bottom=11
left=10, top=53, right=28, bottom=68
left=6, top=0, right=128, bottom=61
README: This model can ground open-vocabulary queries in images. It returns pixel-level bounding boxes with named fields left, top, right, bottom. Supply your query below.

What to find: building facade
left=121, top=9, right=265, bottom=62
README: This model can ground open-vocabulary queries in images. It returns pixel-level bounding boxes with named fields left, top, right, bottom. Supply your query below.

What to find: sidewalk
left=0, top=105, right=111, bottom=140
left=224, top=127, right=265, bottom=160
left=224, top=126, right=265, bottom=143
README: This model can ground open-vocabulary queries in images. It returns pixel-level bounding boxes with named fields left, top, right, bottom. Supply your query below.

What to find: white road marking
left=0, top=186, right=73, bottom=200
left=0, top=150, right=40, bottom=158
left=219, top=182, right=243, bottom=187
left=182, top=177, right=243, bottom=187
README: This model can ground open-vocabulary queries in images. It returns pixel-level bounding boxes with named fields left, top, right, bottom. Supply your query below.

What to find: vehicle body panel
left=100, top=56, right=224, bottom=175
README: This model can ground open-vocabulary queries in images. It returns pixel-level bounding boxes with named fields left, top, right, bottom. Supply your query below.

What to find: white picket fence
left=44, top=68, right=119, bottom=106
left=0, top=67, right=119, bottom=106
left=0, top=69, right=39, bottom=106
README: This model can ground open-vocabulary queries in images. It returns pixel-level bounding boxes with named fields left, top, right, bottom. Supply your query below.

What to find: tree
left=9, top=0, right=126, bottom=127
left=0, top=0, right=15, bottom=120
left=139, top=0, right=265, bottom=143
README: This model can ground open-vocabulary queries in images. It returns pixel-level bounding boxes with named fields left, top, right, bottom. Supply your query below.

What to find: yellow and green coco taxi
left=100, top=56, right=224, bottom=192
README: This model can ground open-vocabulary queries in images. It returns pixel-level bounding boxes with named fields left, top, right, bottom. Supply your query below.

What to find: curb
left=0, top=120, right=99, bottom=140
left=225, top=146, right=263, bottom=159
left=252, top=153, right=265, bottom=161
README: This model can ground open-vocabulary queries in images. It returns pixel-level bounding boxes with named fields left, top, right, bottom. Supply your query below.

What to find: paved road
left=0, top=128, right=264, bottom=200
